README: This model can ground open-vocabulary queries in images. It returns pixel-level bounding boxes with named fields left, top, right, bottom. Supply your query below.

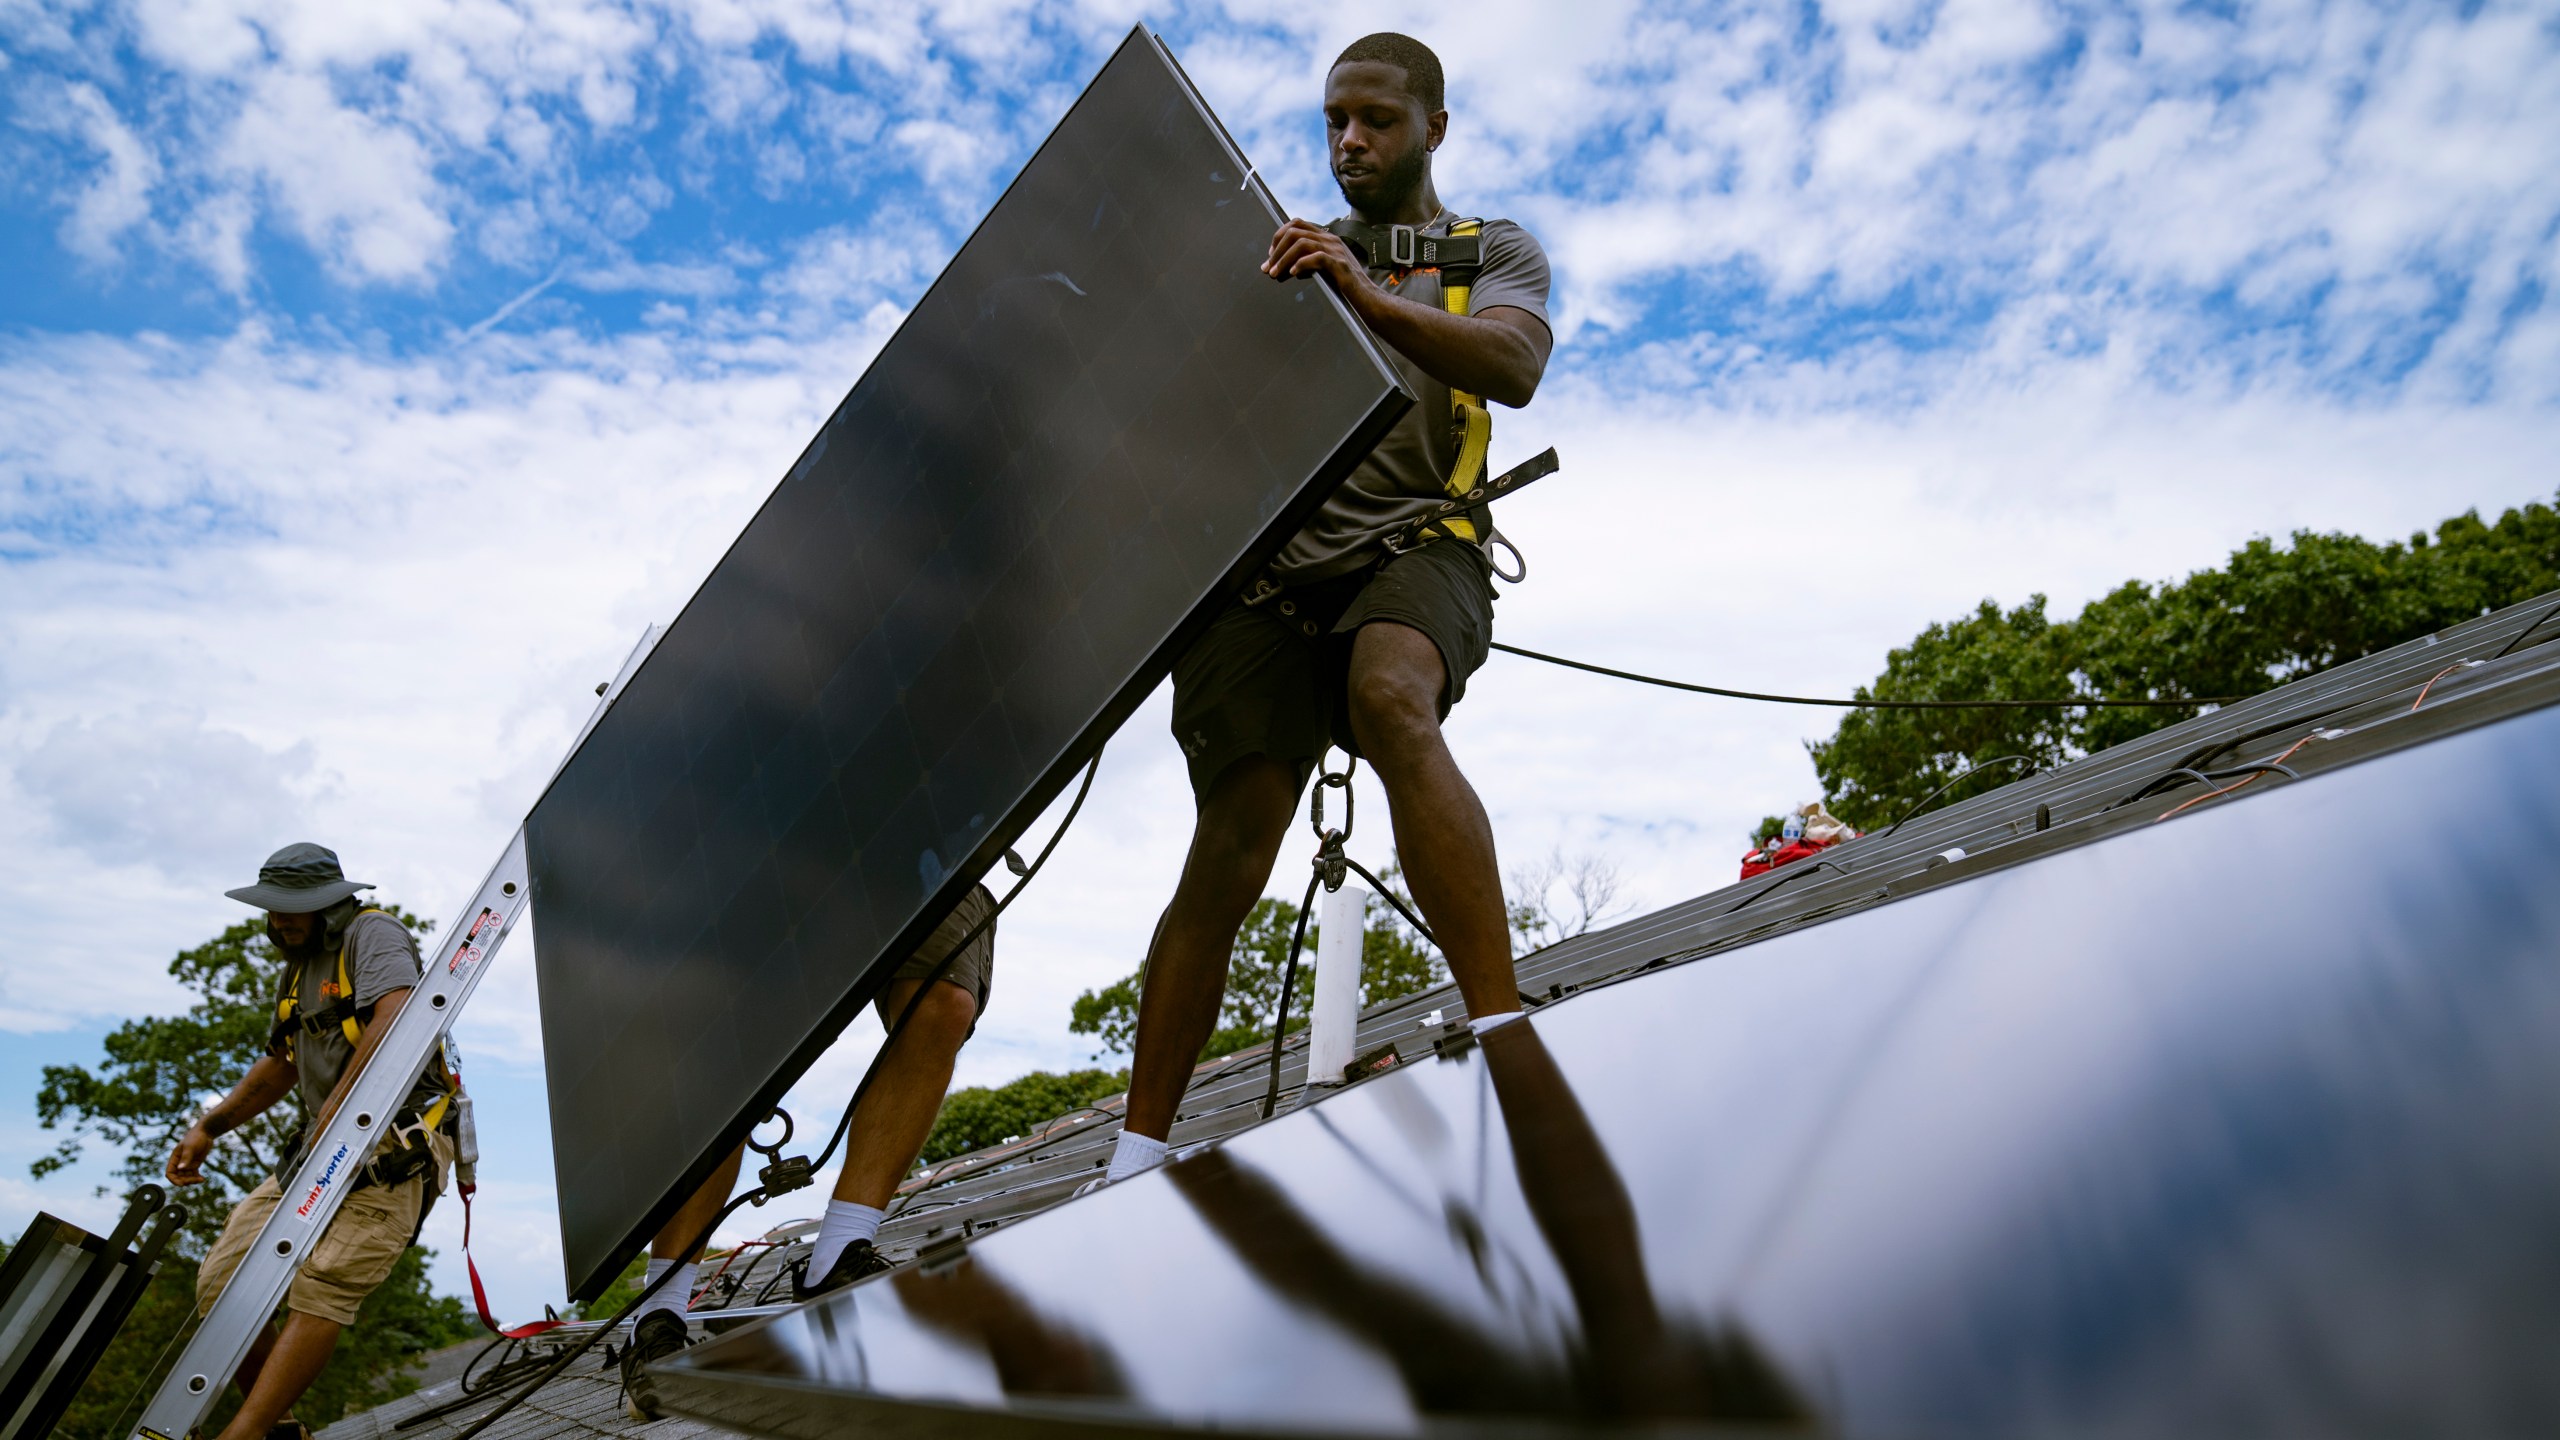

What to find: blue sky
left=4, top=0, right=2556, bottom=1321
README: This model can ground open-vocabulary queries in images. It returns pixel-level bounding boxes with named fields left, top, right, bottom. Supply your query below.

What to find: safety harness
left=271, top=910, right=462, bottom=1210
left=1240, top=215, right=1558, bottom=609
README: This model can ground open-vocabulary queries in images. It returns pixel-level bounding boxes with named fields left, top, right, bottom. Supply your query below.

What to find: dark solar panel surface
left=524, top=27, right=1408, bottom=1299
left=660, top=678, right=2560, bottom=1437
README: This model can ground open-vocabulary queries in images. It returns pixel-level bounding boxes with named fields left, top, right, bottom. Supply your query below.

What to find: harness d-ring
left=1485, top=528, right=1527, bottom=584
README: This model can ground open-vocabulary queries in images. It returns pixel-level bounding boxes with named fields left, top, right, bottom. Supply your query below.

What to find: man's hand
left=168, top=1123, right=215, bottom=1186
left=1264, top=220, right=1371, bottom=297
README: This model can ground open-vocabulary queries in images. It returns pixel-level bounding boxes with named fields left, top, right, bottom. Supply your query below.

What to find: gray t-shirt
left=273, top=910, right=443, bottom=1124
left=1271, top=213, right=1554, bottom=582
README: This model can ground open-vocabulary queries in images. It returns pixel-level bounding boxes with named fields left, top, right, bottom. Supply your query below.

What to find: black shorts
left=877, top=883, right=994, bottom=1036
left=1170, top=539, right=1495, bottom=799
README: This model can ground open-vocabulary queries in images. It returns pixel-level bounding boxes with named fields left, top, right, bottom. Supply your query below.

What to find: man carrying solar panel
left=618, top=882, right=997, bottom=1419
left=1100, top=32, right=1555, bottom=1187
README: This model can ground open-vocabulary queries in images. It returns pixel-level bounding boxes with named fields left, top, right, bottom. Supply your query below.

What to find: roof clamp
left=1426, top=1019, right=1476, bottom=1060
left=916, top=1233, right=970, bottom=1276
left=1343, top=1041, right=1403, bottom=1084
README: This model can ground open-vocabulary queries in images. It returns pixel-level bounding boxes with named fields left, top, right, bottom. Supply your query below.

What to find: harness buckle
left=1240, top=573, right=1284, bottom=607
left=1388, top=224, right=1416, bottom=267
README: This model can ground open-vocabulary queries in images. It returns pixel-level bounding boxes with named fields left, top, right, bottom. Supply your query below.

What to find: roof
left=332, top=585, right=2560, bottom=1440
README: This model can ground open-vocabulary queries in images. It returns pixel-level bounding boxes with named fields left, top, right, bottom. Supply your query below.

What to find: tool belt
left=273, top=1101, right=452, bottom=1243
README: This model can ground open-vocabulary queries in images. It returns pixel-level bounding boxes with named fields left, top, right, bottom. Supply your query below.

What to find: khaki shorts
left=879, top=883, right=996, bottom=1036
left=197, top=1130, right=453, bottom=1327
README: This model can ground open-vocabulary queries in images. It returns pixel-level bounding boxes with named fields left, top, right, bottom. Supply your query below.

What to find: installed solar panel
left=524, top=27, right=1409, bottom=1299
left=655, top=697, right=2560, bottom=1435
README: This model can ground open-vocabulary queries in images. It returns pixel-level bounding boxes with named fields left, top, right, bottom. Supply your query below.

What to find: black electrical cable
left=808, top=748, right=1104, bottom=1178
left=450, top=1185, right=769, bottom=1440
left=2492, top=595, right=2560, bottom=659
left=1876, top=754, right=2039, bottom=837
left=1490, top=641, right=2240, bottom=709
left=1723, top=858, right=1856, bottom=915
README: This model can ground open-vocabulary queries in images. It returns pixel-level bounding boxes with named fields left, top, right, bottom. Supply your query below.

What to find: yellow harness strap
left=276, top=909, right=460, bottom=1129
left=1438, top=219, right=1491, bottom=545
left=278, top=909, right=377, bottom=1056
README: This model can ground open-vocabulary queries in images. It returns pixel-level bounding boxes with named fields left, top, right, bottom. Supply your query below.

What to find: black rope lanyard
left=1259, top=758, right=1439, bottom=1119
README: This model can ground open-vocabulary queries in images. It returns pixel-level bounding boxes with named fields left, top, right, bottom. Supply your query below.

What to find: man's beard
left=269, top=899, right=356, bottom=960
left=1335, top=142, right=1428, bottom=215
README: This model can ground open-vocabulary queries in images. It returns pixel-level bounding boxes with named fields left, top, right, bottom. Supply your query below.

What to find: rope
left=1489, top=641, right=2238, bottom=709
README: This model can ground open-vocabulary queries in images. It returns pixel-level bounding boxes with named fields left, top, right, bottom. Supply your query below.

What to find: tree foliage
left=1810, top=498, right=2560, bottom=830
left=1068, top=878, right=1445, bottom=1065
left=31, top=907, right=476, bottom=1436
left=918, top=1068, right=1132, bottom=1165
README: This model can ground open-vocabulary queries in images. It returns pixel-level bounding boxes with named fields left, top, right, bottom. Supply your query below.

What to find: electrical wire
left=1490, top=641, right=2239, bottom=709
left=2154, top=732, right=2326, bottom=823
left=808, top=748, right=1104, bottom=1177
left=450, top=1185, right=768, bottom=1440
left=1876, top=755, right=2038, bottom=837
left=2410, top=661, right=2480, bottom=710
left=2491, top=595, right=2560, bottom=659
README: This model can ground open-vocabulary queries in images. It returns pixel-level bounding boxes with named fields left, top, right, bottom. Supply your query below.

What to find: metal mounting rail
left=131, top=626, right=661, bottom=1440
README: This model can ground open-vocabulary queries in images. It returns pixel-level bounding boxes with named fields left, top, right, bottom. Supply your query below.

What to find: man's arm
left=1264, top=220, right=1552, bottom=408
left=166, top=1054, right=299, bottom=1186
left=313, top=986, right=411, bottom=1131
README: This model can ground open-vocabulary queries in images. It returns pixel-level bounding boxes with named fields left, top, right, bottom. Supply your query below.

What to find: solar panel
left=523, top=27, right=1410, bottom=1300
left=653, top=695, right=2560, bottom=1435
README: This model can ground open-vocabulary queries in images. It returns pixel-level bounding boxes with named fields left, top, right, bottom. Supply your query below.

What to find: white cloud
left=54, top=82, right=158, bottom=260
left=14, top=706, right=325, bottom=880
left=219, top=70, right=454, bottom=282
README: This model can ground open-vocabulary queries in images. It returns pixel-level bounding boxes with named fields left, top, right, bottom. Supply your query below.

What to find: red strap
left=461, top=1183, right=566, bottom=1338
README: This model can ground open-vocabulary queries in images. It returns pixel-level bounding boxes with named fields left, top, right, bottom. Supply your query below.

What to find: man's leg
left=639, top=1144, right=745, bottom=1322
left=804, top=976, right=979, bottom=1281
left=212, top=1312, right=341, bottom=1440
left=1345, top=621, right=1518, bottom=1022
left=1121, top=756, right=1305, bottom=1144
left=620, top=1146, right=744, bottom=1419
left=230, top=1321, right=279, bottom=1400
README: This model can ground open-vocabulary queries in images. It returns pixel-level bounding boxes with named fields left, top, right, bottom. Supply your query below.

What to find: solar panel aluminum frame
left=526, top=26, right=1414, bottom=1300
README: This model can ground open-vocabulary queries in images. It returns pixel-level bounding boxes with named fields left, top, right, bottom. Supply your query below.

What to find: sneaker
left=791, top=1239, right=893, bottom=1301
left=620, top=1308, right=690, bottom=1421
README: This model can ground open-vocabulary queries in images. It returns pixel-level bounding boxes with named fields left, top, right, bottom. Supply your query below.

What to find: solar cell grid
left=525, top=27, right=1410, bottom=1298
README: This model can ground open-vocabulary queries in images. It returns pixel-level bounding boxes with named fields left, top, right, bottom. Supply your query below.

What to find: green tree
left=1810, top=497, right=2560, bottom=830
left=32, top=909, right=479, bottom=1438
left=1068, top=881, right=1446, bottom=1065
left=917, top=1068, right=1133, bottom=1165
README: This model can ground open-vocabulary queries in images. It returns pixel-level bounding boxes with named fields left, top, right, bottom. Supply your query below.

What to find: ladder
left=131, top=626, right=660, bottom=1440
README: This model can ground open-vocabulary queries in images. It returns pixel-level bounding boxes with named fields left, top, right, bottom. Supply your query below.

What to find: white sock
left=637, top=1258, right=694, bottom=1322
left=1469, top=1009, right=1527, bottom=1037
left=1105, top=1131, right=1168, bottom=1183
left=806, top=1199, right=885, bottom=1278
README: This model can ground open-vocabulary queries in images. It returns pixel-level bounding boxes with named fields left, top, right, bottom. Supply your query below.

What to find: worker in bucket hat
left=177, top=844, right=457, bottom=1440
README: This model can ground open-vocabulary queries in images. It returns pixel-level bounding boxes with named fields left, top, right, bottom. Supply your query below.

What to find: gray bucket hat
left=225, top=842, right=374, bottom=914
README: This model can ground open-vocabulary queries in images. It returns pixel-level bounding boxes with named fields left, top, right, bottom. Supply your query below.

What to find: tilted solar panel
left=654, top=694, right=2560, bottom=1436
left=524, top=27, right=1410, bottom=1299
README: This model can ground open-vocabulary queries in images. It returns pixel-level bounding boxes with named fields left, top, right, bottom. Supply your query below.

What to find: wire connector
left=754, top=1154, right=813, bottom=1201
